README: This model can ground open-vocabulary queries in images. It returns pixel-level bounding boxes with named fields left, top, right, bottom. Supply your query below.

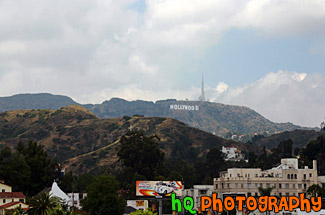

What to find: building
left=67, top=193, right=87, bottom=209
left=221, top=146, right=245, bottom=162
left=182, top=185, right=214, bottom=211
left=0, top=180, right=28, bottom=215
left=214, top=158, right=319, bottom=197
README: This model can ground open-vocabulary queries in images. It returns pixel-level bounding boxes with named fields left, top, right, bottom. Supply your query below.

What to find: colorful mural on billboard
left=136, top=181, right=183, bottom=197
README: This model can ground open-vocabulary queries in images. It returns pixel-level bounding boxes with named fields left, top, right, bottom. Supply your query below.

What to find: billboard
left=136, top=181, right=183, bottom=197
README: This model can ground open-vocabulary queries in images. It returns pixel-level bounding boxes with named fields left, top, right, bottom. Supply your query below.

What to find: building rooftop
left=0, top=192, right=26, bottom=198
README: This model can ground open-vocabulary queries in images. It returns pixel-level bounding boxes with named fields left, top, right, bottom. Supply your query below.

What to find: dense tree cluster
left=0, top=141, right=58, bottom=196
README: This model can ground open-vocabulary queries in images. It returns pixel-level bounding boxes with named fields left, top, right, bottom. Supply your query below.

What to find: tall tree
left=0, top=147, right=31, bottom=191
left=17, top=141, right=58, bottom=196
left=118, top=131, right=165, bottom=179
left=81, top=175, right=125, bottom=215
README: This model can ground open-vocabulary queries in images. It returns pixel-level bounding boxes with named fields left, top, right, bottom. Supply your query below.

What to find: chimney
left=313, top=160, right=317, bottom=170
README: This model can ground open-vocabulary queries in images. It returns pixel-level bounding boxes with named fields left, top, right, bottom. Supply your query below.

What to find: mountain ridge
left=0, top=93, right=313, bottom=137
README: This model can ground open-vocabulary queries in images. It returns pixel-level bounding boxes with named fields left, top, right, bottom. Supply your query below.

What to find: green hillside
left=0, top=106, right=241, bottom=174
left=252, top=129, right=325, bottom=149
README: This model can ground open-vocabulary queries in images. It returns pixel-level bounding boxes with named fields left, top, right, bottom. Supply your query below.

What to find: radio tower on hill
left=199, top=74, right=205, bottom=102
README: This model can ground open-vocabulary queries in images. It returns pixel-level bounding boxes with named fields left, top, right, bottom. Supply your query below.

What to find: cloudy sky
left=0, top=0, right=324, bottom=127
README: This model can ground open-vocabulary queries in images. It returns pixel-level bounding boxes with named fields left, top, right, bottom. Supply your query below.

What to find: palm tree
left=27, top=192, right=62, bottom=215
left=258, top=187, right=274, bottom=196
left=258, top=187, right=274, bottom=215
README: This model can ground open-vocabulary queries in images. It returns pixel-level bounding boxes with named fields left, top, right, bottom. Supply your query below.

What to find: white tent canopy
left=49, top=181, right=70, bottom=203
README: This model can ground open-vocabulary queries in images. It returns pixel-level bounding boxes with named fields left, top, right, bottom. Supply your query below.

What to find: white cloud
left=213, top=71, right=325, bottom=127
left=0, top=0, right=324, bottom=127
left=216, top=82, right=228, bottom=94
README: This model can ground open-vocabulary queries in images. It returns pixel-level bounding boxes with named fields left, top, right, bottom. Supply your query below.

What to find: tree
left=18, top=141, right=58, bottom=196
left=27, top=192, right=62, bottom=215
left=320, top=119, right=325, bottom=131
left=0, top=147, right=31, bottom=192
left=258, top=187, right=274, bottom=196
left=307, top=184, right=324, bottom=197
left=118, top=131, right=165, bottom=179
left=81, top=175, right=125, bottom=215
left=276, top=139, right=293, bottom=158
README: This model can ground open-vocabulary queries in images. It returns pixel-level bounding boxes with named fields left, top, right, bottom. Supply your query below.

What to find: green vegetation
left=81, top=175, right=125, bottom=215
left=27, top=192, right=63, bottom=215
left=0, top=141, right=58, bottom=196
left=130, top=209, right=157, bottom=215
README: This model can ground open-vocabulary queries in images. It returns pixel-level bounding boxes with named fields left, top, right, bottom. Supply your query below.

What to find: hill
left=86, top=98, right=306, bottom=137
left=0, top=93, right=78, bottom=112
left=0, top=93, right=310, bottom=137
left=251, top=129, right=325, bottom=149
left=0, top=106, right=241, bottom=174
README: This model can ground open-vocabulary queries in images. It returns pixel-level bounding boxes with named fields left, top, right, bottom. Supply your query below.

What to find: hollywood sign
left=170, top=104, right=199, bottom=111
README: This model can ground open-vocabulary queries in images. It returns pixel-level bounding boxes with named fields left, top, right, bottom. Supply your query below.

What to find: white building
left=67, top=193, right=87, bottom=209
left=182, top=185, right=214, bottom=211
left=221, top=146, right=245, bottom=162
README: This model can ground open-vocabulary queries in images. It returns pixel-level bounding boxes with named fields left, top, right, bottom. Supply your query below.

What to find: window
left=247, top=183, right=251, bottom=188
left=241, top=184, right=244, bottom=188
left=310, top=173, right=312, bottom=177
left=215, top=184, right=218, bottom=189
left=230, top=174, right=232, bottom=177
left=255, top=174, right=258, bottom=177
left=295, top=174, right=297, bottom=179
left=1, top=189, right=4, bottom=192
left=298, top=184, right=302, bottom=189
left=304, top=174, right=306, bottom=179
left=287, top=174, right=290, bottom=179
left=200, top=190, right=207, bottom=195
left=235, top=183, right=238, bottom=188
left=286, top=193, right=289, bottom=197
left=304, top=184, right=306, bottom=189
left=279, top=184, right=282, bottom=188
left=291, top=174, right=293, bottom=179
left=227, top=184, right=230, bottom=188
left=222, top=183, right=224, bottom=189
left=279, top=192, right=282, bottom=196
left=266, top=183, right=270, bottom=188
left=293, top=184, right=295, bottom=188
left=237, top=173, right=240, bottom=177
left=255, top=183, right=258, bottom=188
left=260, top=183, right=263, bottom=188
left=19, top=199, right=24, bottom=203
left=248, top=192, right=251, bottom=196
left=285, top=184, right=289, bottom=189
left=3, top=199, right=5, bottom=204
left=248, top=174, right=250, bottom=178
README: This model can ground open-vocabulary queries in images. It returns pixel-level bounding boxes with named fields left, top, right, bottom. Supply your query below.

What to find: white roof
left=49, top=181, right=70, bottom=203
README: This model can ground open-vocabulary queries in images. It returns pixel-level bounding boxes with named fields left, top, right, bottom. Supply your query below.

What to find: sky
left=0, top=0, right=324, bottom=127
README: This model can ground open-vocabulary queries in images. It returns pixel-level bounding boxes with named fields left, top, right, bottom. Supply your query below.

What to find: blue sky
left=0, top=0, right=324, bottom=127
